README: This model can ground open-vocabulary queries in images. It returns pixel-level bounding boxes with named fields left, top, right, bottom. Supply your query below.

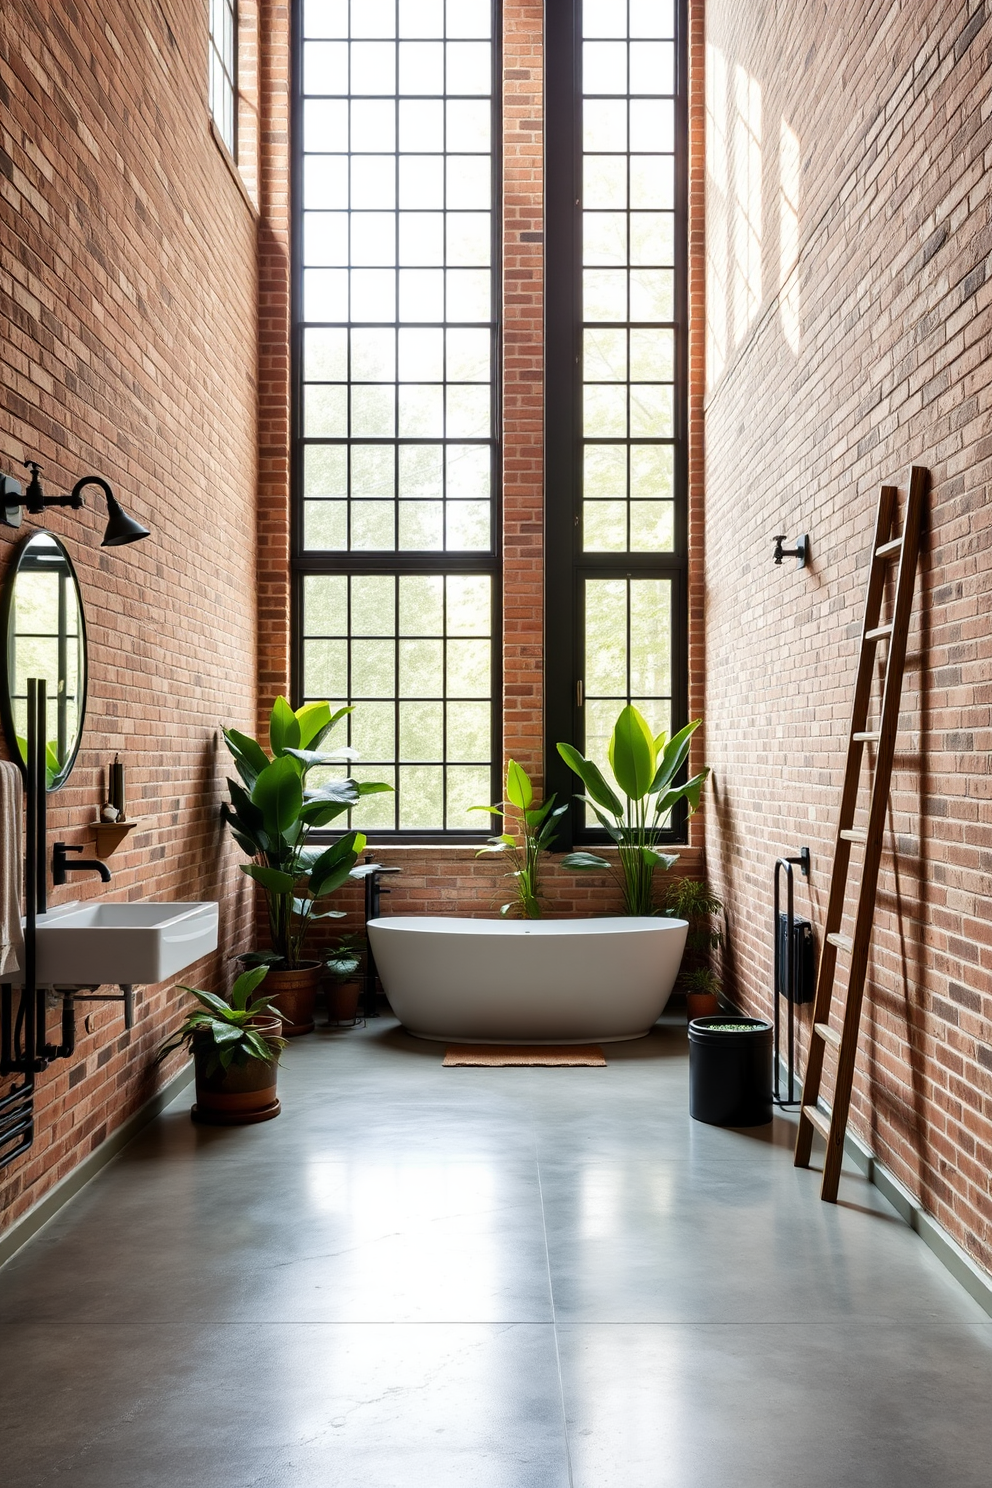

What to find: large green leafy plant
left=222, top=697, right=392, bottom=968
left=557, top=706, right=708, bottom=916
left=156, top=967, right=286, bottom=1076
left=473, top=760, right=566, bottom=918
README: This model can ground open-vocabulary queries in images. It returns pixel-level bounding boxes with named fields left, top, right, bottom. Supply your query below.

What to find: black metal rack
left=772, top=848, right=814, bottom=1107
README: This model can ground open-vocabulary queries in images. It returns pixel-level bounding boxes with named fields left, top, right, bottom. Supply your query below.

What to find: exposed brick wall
left=705, top=1, right=992, bottom=1270
left=0, top=0, right=258, bottom=1230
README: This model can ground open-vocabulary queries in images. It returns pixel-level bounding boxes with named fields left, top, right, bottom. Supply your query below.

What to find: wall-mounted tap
left=52, top=842, right=112, bottom=886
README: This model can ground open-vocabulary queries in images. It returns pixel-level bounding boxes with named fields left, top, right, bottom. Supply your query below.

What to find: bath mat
left=443, top=1044, right=606, bottom=1067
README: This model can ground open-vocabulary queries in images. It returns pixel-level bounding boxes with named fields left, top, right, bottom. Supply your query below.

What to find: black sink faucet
left=52, top=842, right=112, bottom=886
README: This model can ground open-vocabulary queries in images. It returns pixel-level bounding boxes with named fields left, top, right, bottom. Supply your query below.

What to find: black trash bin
left=688, top=1016, right=773, bottom=1127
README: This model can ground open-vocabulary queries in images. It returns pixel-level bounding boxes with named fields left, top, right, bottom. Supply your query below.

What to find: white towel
left=0, top=759, right=24, bottom=977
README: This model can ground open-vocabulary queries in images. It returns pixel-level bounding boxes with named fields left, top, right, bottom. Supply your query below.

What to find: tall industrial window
left=209, top=0, right=238, bottom=155
left=546, top=0, right=687, bottom=845
left=293, top=0, right=499, bottom=836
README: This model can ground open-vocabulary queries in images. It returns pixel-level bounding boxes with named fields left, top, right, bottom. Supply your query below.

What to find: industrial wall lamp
left=1, top=460, right=150, bottom=546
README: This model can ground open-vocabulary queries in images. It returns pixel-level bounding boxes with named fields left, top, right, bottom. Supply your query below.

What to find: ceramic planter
left=327, top=977, right=361, bottom=1024
left=190, top=1014, right=282, bottom=1126
left=260, top=961, right=322, bottom=1036
left=685, top=990, right=720, bottom=1022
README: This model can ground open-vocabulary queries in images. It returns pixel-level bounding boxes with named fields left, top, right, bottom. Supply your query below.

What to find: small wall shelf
left=94, top=819, right=143, bottom=857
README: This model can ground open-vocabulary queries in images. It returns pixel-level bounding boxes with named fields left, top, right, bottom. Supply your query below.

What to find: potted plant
left=660, top=877, right=725, bottom=1020
left=557, top=707, right=709, bottom=915
left=156, top=966, right=287, bottom=1125
left=222, top=696, right=392, bottom=1035
left=472, top=760, right=566, bottom=918
left=325, top=932, right=365, bottom=1024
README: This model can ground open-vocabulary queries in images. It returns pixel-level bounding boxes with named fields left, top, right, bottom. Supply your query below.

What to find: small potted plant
left=325, top=932, right=365, bottom=1024
left=222, top=696, right=392, bottom=1035
left=557, top=708, right=709, bottom=914
left=156, top=966, right=287, bottom=1125
left=472, top=760, right=566, bottom=918
left=660, top=877, right=725, bottom=1020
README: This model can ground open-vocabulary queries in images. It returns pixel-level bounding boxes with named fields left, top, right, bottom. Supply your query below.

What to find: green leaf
left=356, top=780, right=394, bottom=795
left=608, top=705, right=657, bottom=801
left=298, top=800, right=351, bottom=828
left=649, top=718, right=701, bottom=793
left=284, top=746, right=359, bottom=769
left=231, top=965, right=269, bottom=1010
left=223, top=728, right=270, bottom=787
left=269, top=695, right=302, bottom=757
left=303, top=779, right=360, bottom=806
left=309, top=829, right=366, bottom=897
left=557, top=742, right=624, bottom=818
left=560, top=851, right=611, bottom=872
left=641, top=847, right=680, bottom=872
left=251, top=755, right=304, bottom=837
left=506, top=759, right=533, bottom=811
left=241, top=863, right=297, bottom=894
left=226, top=779, right=264, bottom=831
left=306, top=704, right=353, bottom=753
left=295, top=700, right=331, bottom=749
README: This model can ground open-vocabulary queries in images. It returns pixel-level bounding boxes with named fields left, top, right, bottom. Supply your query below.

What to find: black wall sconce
left=773, top=533, right=809, bottom=569
left=1, top=461, right=150, bottom=546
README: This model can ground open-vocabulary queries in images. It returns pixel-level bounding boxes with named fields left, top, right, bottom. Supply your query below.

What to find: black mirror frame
left=0, top=530, right=89, bottom=792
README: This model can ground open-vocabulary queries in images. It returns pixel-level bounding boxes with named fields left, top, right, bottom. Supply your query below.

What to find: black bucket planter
left=688, top=1016, right=773, bottom=1127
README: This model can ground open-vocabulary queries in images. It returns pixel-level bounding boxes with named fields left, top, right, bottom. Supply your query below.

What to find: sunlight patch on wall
left=779, top=118, right=801, bottom=354
left=705, top=42, right=728, bottom=389
left=731, top=64, right=762, bottom=345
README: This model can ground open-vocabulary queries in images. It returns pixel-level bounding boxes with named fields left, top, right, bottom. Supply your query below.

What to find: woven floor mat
left=442, top=1044, right=606, bottom=1066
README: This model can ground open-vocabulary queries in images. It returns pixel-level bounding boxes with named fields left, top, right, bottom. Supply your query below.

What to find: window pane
left=300, top=574, right=495, bottom=829
left=297, top=3, right=496, bottom=829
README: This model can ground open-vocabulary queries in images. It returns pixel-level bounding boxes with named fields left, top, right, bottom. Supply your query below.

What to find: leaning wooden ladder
left=795, top=466, right=928, bottom=1202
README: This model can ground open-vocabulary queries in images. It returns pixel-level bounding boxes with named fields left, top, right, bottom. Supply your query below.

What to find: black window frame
left=209, top=0, right=239, bottom=158
left=544, top=0, right=689, bottom=852
left=289, top=0, right=504, bottom=844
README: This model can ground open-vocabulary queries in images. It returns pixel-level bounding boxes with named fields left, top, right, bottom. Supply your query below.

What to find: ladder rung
left=803, top=1105, right=832, bottom=1141
left=875, top=537, right=902, bottom=558
left=814, top=1021, right=842, bottom=1051
left=864, top=623, right=893, bottom=642
left=853, top=731, right=880, bottom=742
left=827, top=932, right=853, bottom=953
left=840, top=828, right=867, bottom=843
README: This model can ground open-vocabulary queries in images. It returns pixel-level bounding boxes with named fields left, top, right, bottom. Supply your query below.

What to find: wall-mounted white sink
left=15, top=901, right=219, bottom=987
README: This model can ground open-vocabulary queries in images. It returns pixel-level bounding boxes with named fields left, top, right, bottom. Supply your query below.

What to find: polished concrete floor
left=2, top=1013, right=992, bottom=1486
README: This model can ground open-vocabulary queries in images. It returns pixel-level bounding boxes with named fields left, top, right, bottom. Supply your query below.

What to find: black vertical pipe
left=36, top=679, right=47, bottom=915
left=24, top=679, right=37, bottom=1072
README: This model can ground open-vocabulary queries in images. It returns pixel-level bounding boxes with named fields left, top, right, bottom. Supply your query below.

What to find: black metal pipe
left=24, top=679, right=37, bottom=1073
left=1, top=982, right=10, bottom=1075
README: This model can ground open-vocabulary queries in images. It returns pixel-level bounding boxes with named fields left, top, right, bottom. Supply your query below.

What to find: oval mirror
left=1, top=531, right=88, bottom=790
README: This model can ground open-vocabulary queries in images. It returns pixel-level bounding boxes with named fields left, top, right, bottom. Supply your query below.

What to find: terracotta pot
left=191, top=1014, right=282, bottom=1126
left=328, top=978, right=361, bottom=1024
left=686, top=990, right=720, bottom=1023
left=263, top=962, right=322, bottom=1036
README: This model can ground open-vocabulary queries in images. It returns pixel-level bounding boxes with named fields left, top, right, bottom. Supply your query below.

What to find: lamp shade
left=101, top=491, right=151, bottom=546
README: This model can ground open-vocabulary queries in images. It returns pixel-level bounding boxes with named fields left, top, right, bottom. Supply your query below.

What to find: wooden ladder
left=794, top=466, right=928, bottom=1202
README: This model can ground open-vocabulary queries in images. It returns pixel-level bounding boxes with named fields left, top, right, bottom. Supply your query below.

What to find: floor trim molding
left=768, top=1048, right=992, bottom=1318
left=0, top=1062, right=193, bottom=1271
left=839, top=1122, right=992, bottom=1318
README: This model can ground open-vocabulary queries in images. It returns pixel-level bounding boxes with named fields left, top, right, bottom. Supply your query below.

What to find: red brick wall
left=0, top=0, right=258, bottom=1229
left=704, top=1, right=992, bottom=1269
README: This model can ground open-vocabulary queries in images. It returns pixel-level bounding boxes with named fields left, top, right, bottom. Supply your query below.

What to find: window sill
left=209, top=118, right=259, bottom=218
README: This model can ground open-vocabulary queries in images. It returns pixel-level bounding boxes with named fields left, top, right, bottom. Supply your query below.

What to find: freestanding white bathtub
left=366, top=916, right=688, bottom=1044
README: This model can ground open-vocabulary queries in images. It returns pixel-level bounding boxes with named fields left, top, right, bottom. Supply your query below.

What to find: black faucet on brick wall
left=52, top=842, right=112, bottom=886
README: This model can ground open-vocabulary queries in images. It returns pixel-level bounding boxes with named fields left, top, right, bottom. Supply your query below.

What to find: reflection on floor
left=2, top=1014, right=991, bottom=1486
